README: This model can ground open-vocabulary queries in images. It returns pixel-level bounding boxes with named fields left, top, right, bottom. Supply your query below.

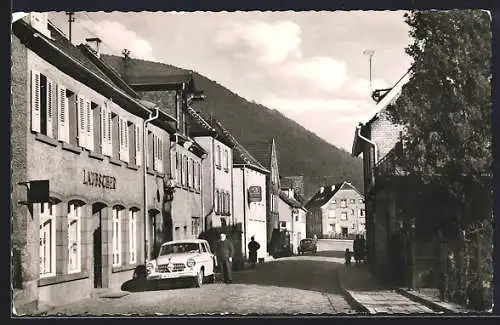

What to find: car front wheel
left=194, top=269, right=204, bottom=288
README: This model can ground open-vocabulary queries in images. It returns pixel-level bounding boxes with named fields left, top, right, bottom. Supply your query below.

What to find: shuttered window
left=135, top=125, right=142, bottom=166
left=31, top=70, right=41, bottom=133
left=57, top=85, right=69, bottom=142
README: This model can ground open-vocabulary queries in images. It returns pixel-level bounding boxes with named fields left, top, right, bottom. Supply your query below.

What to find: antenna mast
left=65, top=12, right=75, bottom=42
left=363, top=49, right=375, bottom=96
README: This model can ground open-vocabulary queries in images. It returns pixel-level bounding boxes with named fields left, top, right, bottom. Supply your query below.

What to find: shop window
left=68, top=201, right=83, bottom=274
left=112, top=207, right=123, bottom=266
left=340, top=199, right=347, bottom=208
left=39, top=202, right=57, bottom=277
left=129, top=209, right=138, bottom=264
left=191, top=217, right=200, bottom=237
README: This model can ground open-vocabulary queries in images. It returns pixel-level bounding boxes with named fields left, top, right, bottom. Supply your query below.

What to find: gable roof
left=305, top=181, right=364, bottom=209
left=100, top=54, right=194, bottom=90
left=242, top=140, right=273, bottom=169
left=279, top=191, right=307, bottom=210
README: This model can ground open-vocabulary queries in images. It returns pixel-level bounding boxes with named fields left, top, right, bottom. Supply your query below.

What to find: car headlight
left=187, top=258, right=196, bottom=268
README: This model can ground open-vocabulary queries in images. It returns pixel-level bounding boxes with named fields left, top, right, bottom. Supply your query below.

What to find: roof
left=305, top=181, right=363, bottom=209
left=279, top=191, right=306, bottom=210
left=161, top=239, right=208, bottom=246
left=352, top=69, right=412, bottom=157
left=100, top=54, right=194, bottom=90
left=241, top=140, right=273, bottom=168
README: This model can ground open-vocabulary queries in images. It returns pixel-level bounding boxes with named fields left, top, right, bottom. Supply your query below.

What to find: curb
left=396, top=288, right=471, bottom=314
left=336, top=268, right=370, bottom=313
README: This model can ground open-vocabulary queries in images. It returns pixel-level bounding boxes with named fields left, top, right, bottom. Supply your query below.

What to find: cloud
left=214, top=20, right=302, bottom=64
left=262, top=96, right=374, bottom=116
left=79, top=20, right=156, bottom=61
left=282, top=57, right=347, bottom=92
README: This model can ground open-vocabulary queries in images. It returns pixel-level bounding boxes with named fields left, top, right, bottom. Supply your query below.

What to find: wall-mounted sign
left=248, top=186, right=262, bottom=202
left=83, top=169, right=116, bottom=190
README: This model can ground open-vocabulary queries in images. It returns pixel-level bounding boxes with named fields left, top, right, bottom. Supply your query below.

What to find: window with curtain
left=68, top=201, right=83, bottom=274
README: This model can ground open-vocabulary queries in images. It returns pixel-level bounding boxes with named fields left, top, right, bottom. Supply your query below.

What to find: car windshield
left=301, top=239, right=312, bottom=244
left=159, top=243, right=200, bottom=256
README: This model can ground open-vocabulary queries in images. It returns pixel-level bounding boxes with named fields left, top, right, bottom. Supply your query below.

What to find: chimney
left=287, top=189, right=294, bottom=199
left=28, top=12, right=51, bottom=39
left=319, top=186, right=324, bottom=194
left=85, top=37, right=102, bottom=58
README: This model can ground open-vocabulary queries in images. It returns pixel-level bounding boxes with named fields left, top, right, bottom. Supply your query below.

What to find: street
left=46, top=240, right=355, bottom=315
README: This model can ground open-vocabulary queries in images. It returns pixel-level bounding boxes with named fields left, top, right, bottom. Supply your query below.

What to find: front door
left=342, top=227, right=348, bottom=238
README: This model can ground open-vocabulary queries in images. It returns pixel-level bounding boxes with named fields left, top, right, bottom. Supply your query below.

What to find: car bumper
left=146, top=269, right=198, bottom=280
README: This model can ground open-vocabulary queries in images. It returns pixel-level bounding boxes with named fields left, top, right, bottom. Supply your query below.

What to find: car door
left=199, top=242, right=212, bottom=274
left=204, top=242, right=216, bottom=274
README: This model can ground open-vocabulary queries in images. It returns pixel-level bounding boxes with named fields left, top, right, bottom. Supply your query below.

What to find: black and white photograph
left=10, top=8, right=494, bottom=316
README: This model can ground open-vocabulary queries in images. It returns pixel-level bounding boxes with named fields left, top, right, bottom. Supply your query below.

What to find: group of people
left=214, top=233, right=261, bottom=284
left=345, top=234, right=366, bottom=266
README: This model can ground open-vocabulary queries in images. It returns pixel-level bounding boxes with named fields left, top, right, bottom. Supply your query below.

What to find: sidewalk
left=337, top=264, right=435, bottom=314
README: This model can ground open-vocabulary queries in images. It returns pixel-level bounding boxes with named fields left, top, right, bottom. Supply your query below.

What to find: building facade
left=99, top=54, right=208, bottom=255
left=11, top=14, right=177, bottom=312
left=278, top=190, right=307, bottom=254
left=305, top=182, right=365, bottom=239
left=351, top=70, right=411, bottom=279
left=244, top=139, right=280, bottom=254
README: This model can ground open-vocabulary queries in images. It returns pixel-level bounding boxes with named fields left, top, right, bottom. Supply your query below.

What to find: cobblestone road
left=46, top=251, right=354, bottom=316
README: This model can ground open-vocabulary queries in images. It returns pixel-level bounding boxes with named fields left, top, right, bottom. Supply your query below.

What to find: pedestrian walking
left=215, top=233, right=234, bottom=284
left=359, top=234, right=366, bottom=263
left=248, top=236, right=261, bottom=268
left=344, top=248, right=352, bottom=266
left=353, top=235, right=361, bottom=265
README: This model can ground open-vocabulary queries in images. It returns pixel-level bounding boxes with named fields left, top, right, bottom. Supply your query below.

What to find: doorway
left=92, top=203, right=105, bottom=289
left=342, top=227, right=348, bottom=238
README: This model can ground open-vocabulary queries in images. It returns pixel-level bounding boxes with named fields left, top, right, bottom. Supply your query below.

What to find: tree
left=387, top=10, right=492, bottom=228
left=386, top=10, right=492, bottom=309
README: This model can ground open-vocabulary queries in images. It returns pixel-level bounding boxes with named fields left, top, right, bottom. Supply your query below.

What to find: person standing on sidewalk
left=215, top=233, right=234, bottom=284
left=248, top=236, right=261, bottom=268
left=353, top=235, right=361, bottom=265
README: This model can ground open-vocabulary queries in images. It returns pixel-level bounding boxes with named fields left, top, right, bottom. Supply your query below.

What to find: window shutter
left=46, top=79, right=55, bottom=138
left=158, top=136, right=163, bottom=173
left=101, top=103, right=107, bottom=155
left=135, top=125, right=142, bottom=166
left=31, top=70, right=41, bottom=132
left=118, top=117, right=124, bottom=160
left=86, top=99, right=94, bottom=151
left=77, top=95, right=86, bottom=148
left=107, top=109, right=112, bottom=157
left=123, top=119, right=129, bottom=163
left=57, top=85, right=69, bottom=142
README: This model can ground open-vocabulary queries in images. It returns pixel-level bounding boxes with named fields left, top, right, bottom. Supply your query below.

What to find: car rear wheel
left=194, top=269, right=204, bottom=288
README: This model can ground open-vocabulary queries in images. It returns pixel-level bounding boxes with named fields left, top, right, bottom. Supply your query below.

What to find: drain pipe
left=143, top=107, right=159, bottom=264
left=356, top=123, right=378, bottom=164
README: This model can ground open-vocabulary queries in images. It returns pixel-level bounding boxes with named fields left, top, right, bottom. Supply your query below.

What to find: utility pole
left=66, top=12, right=75, bottom=42
left=363, top=49, right=375, bottom=96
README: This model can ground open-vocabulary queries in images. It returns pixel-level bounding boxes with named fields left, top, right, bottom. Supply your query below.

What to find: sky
left=46, top=11, right=413, bottom=152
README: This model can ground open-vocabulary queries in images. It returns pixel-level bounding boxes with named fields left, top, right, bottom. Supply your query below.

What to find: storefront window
left=129, top=209, right=137, bottom=264
left=40, top=202, right=56, bottom=277
left=112, top=207, right=123, bottom=266
left=68, top=201, right=83, bottom=274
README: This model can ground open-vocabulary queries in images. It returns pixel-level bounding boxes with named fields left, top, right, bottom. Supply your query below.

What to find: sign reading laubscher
left=83, top=169, right=116, bottom=190
left=248, top=186, right=262, bottom=202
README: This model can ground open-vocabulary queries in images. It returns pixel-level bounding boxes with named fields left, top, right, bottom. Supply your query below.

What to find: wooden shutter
left=158, top=136, right=163, bottom=173
left=46, top=78, right=55, bottom=138
left=101, top=103, right=107, bottom=155
left=122, top=119, right=129, bottom=163
left=57, top=85, right=69, bottom=142
left=77, top=95, right=86, bottom=148
left=107, top=109, right=112, bottom=157
left=31, top=70, right=41, bottom=132
left=118, top=117, right=124, bottom=160
left=86, top=99, right=94, bottom=151
left=135, top=125, right=141, bottom=166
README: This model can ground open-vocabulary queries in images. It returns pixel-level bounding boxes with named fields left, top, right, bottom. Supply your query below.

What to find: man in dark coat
left=215, top=233, right=234, bottom=284
left=248, top=236, right=261, bottom=268
left=353, top=235, right=361, bottom=265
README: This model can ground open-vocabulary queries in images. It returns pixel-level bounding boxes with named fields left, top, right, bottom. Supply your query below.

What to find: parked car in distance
left=146, top=239, right=216, bottom=287
left=298, top=238, right=317, bottom=255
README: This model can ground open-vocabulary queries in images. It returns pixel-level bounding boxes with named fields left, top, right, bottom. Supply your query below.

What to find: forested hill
left=189, top=72, right=364, bottom=199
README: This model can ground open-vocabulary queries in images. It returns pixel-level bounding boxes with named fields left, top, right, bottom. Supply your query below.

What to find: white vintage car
left=146, top=239, right=216, bottom=287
